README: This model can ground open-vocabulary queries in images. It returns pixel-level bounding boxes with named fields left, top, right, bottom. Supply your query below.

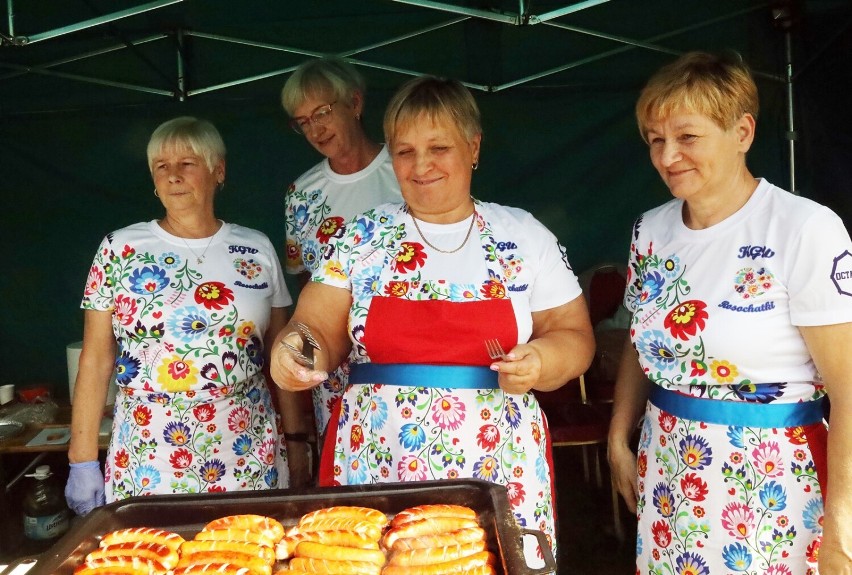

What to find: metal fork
left=280, top=322, right=321, bottom=368
left=484, top=338, right=509, bottom=361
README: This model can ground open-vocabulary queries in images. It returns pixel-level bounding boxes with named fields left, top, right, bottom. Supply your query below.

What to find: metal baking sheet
left=20, top=478, right=555, bottom=575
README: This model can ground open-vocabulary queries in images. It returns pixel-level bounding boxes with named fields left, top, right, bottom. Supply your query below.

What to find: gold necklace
left=408, top=205, right=477, bottom=254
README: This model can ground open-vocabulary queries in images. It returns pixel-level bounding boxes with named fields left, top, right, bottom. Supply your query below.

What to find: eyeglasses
left=289, top=101, right=337, bottom=135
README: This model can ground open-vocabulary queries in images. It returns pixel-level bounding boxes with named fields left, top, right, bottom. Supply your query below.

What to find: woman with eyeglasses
left=280, top=57, right=402, bottom=483
left=271, top=76, right=595, bottom=567
left=608, top=52, right=852, bottom=574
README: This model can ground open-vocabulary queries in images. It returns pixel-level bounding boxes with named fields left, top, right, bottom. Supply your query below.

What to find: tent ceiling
left=4, top=0, right=830, bottom=116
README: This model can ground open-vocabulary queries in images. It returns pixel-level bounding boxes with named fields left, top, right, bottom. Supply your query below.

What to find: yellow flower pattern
left=157, top=354, right=199, bottom=392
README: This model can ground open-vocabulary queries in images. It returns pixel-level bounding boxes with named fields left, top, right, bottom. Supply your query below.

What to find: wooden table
left=0, top=405, right=110, bottom=491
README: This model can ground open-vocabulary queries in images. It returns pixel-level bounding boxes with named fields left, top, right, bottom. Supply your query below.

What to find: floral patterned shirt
left=284, top=145, right=401, bottom=275
left=624, top=178, right=852, bottom=402
left=83, top=221, right=291, bottom=390
left=81, top=220, right=292, bottom=500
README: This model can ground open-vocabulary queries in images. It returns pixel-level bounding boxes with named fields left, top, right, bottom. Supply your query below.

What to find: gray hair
left=281, top=57, right=366, bottom=116
left=146, top=116, right=226, bottom=173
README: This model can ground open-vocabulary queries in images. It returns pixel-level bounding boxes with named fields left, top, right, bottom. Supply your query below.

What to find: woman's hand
left=608, top=440, right=639, bottom=513
left=490, top=343, right=542, bottom=395
left=270, top=331, right=328, bottom=391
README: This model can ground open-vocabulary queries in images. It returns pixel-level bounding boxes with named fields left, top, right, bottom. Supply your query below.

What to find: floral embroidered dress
left=82, top=221, right=293, bottom=502
left=313, top=200, right=582, bottom=557
left=625, top=180, right=852, bottom=575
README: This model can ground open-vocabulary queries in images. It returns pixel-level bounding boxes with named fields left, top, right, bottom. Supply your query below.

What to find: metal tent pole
left=6, top=0, right=13, bottom=39
left=176, top=28, right=186, bottom=102
left=784, top=30, right=797, bottom=194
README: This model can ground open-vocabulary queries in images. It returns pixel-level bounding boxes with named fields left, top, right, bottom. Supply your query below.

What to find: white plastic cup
left=0, top=384, right=14, bottom=405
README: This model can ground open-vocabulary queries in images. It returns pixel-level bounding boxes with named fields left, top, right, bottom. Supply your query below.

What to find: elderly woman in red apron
left=271, top=76, right=595, bottom=564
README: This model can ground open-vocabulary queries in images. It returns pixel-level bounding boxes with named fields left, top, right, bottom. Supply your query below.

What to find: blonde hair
left=636, top=51, right=759, bottom=141
left=281, top=57, right=365, bottom=116
left=383, top=76, right=481, bottom=146
left=146, top=116, right=225, bottom=172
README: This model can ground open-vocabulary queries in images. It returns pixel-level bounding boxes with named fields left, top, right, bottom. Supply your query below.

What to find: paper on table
left=25, top=426, right=71, bottom=447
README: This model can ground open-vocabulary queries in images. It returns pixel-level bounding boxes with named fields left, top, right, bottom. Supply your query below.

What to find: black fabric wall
left=2, top=4, right=847, bottom=400
left=1, top=82, right=790, bottom=401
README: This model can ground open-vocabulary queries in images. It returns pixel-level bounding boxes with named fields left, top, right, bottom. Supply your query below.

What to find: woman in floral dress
left=66, top=117, right=293, bottom=514
left=281, top=57, right=402, bottom=458
left=271, top=76, right=595, bottom=566
left=607, top=52, right=852, bottom=574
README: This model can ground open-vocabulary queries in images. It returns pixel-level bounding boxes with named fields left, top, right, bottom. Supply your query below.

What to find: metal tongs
left=280, top=321, right=321, bottom=368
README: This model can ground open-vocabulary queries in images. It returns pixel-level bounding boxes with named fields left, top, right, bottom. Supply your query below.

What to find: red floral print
left=531, top=422, right=542, bottom=444
left=690, top=359, right=707, bottom=377
left=384, top=281, right=409, bottom=297
left=193, top=404, right=216, bottom=422
left=316, top=216, right=346, bottom=243
left=664, top=300, right=708, bottom=340
left=114, top=294, right=138, bottom=326
left=480, top=279, right=507, bottom=299
left=114, top=449, right=130, bottom=469
left=806, top=539, right=820, bottom=564
left=350, top=424, right=364, bottom=451
left=659, top=412, right=676, bottom=433
left=680, top=473, right=709, bottom=501
left=194, top=282, right=235, bottom=310
left=133, top=405, right=152, bottom=425
left=651, top=520, right=672, bottom=548
left=785, top=426, right=808, bottom=445
left=506, top=481, right=526, bottom=507
left=476, top=424, right=500, bottom=451
left=169, top=448, right=193, bottom=469
left=393, top=242, right=427, bottom=273
left=85, top=266, right=104, bottom=296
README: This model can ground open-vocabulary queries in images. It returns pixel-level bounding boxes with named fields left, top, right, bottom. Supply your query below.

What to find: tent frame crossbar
left=507, top=2, right=782, bottom=91
left=0, top=59, right=173, bottom=95
left=0, top=33, right=164, bottom=81
left=0, top=0, right=796, bottom=181
left=0, top=2, right=782, bottom=98
left=184, top=16, right=472, bottom=96
left=4, top=0, right=184, bottom=45
left=0, top=0, right=807, bottom=190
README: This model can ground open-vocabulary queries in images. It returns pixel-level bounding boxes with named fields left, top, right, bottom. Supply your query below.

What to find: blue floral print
left=128, top=265, right=169, bottom=294
left=722, top=542, right=753, bottom=570
left=167, top=306, right=210, bottom=342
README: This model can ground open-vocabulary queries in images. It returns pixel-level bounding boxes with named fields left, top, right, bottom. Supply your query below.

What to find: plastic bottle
left=0, top=463, right=15, bottom=556
left=22, top=465, right=70, bottom=549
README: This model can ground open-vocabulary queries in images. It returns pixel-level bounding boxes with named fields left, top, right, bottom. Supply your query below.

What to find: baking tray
left=14, top=479, right=555, bottom=575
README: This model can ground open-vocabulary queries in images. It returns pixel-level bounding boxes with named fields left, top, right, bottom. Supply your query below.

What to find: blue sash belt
left=349, top=363, right=498, bottom=389
left=649, top=385, right=825, bottom=428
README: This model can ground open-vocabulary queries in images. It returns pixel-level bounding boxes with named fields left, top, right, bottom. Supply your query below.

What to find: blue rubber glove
left=65, top=461, right=105, bottom=516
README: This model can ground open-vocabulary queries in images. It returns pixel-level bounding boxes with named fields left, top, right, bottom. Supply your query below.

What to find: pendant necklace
left=184, top=236, right=216, bottom=265
left=408, top=205, right=477, bottom=254
left=164, top=219, right=220, bottom=264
